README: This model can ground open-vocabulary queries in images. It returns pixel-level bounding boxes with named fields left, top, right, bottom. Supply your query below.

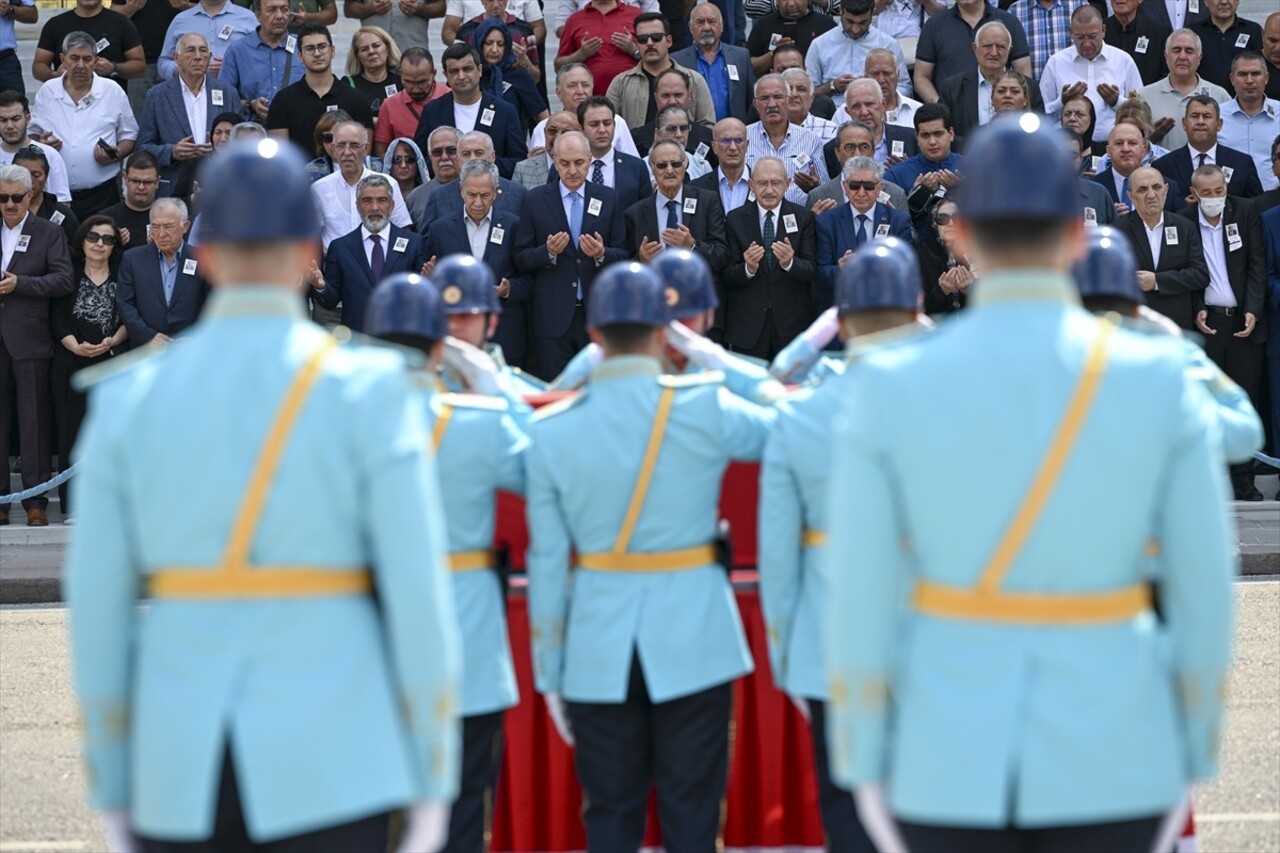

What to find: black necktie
left=1197, top=152, right=1207, bottom=169
left=666, top=199, right=679, bottom=230
left=763, top=209, right=776, bottom=270
left=370, top=233, right=384, bottom=282
left=855, top=214, right=868, bottom=248
left=592, top=159, right=605, bottom=185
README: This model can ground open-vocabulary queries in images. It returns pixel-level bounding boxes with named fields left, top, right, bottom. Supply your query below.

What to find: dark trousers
left=70, top=177, right=121, bottom=221
left=442, top=710, right=506, bottom=853
left=136, top=749, right=390, bottom=853
left=568, top=656, right=733, bottom=853
left=898, top=815, right=1162, bottom=853
left=0, top=345, right=53, bottom=511
left=532, top=304, right=589, bottom=381
left=50, top=355, right=92, bottom=514
left=1202, top=307, right=1264, bottom=487
left=729, top=312, right=783, bottom=361
left=808, top=700, right=875, bottom=853
left=0, top=50, right=23, bottom=98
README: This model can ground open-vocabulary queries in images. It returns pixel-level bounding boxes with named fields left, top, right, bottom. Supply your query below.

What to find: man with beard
left=374, top=48, right=448, bottom=157
left=671, top=3, right=754, bottom=123
left=309, top=173, right=427, bottom=331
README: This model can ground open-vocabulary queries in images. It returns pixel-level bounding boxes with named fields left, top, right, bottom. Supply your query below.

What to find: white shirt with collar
left=1165, top=0, right=1185, bottom=31
left=747, top=202, right=793, bottom=276
left=180, top=75, right=208, bottom=145
left=1197, top=207, right=1235, bottom=308
left=311, top=168, right=412, bottom=249
left=1, top=212, right=28, bottom=271
left=361, top=223, right=392, bottom=267
left=885, top=94, right=922, bottom=129
left=655, top=189, right=684, bottom=246
left=30, top=74, right=139, bottom=191
left=977, top=76, right=996, bottom=128
left=1143, top=215, right=1165, bottom=270
left=1187, top=143, right=1218, bottom=169
left=1040, top=43, right=1144, bottom=142
left=588, top=148, right=617, bottom=189
left=849, top=201, right=880, bottom=242
left=464, top=212, right=492, bottom=260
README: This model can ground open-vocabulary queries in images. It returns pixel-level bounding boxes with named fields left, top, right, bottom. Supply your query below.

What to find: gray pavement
left=1, top=584, right=1276, bottom=852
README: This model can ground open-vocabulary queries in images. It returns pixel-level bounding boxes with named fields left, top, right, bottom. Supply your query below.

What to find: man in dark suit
left=1091, top=121, right=1184, bottom=216
left=1117, top=166, right=1209, bottom=330
left=310, top=174, right=428, bottom=332
left=576, top=97, right=653, bottom=212
left=424, top=160, right=531, bottom=370
left=825, top=79, right=917, bottom=178
left=624, top=141, right=729, bottom=274
left=416, top=131, right=527, bottom=240
left=1065, top=130, right=1117, bottom=226
left=720, top=157, right=817, bottom=360
left=513, top=131, right=628, bottom=380
left=671, top=3, right=755, bottom=123
left=116, top=197, right=209, bottom=345
left=413, top=44, right=527, bottom=179
left=815, top=156, right=913, bottom=308
left=1180, top=164, right=1268, bottom=498
left=0, top=165, right=73, bottom=526
left=1138, top=0, right=1207, bottom=33
left=935, top=19, right=1044, bottom=147
left=937, top=68, right=1044, bottom=150
left=1152, top=94, right=1264, bottom=200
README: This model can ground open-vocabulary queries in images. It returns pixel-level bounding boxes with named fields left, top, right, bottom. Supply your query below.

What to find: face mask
left=1198, top=196, right=1226, bottom=217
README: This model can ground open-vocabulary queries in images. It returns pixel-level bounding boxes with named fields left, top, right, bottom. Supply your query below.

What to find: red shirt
left=374, top=83, right=450, bottom=147
left=560, top=1, right=642, bottom=96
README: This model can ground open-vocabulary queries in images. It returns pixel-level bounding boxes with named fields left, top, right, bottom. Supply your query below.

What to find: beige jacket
left=605, top=61, right=715, bottom=132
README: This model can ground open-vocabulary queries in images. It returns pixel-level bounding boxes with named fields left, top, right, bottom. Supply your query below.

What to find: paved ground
left=1, top=583, right=1276, bottom=852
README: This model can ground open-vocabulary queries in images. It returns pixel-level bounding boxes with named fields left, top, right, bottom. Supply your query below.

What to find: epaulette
left=438, top=392, right=509, bottom=412
left=72, top=338, right=168, bottom=392
left=658, top=370, right=725, bottom=388
left=532, top=392, right=584, bottom=421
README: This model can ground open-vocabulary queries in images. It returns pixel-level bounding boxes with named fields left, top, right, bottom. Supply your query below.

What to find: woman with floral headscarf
left=473, top=17, right=547, bottom=134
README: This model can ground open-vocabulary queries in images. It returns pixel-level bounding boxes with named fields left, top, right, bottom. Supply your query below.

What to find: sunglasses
left=430, top=145, right=458, bottom=157
left=391, top=156, right=416, bottom=165
left=652, top=160, right=683, bottom=170
left=0, top=192, right=26, bottom=203
left=935, top=213, right=956, bottom=225
left=661, top=123, right=691, bottom=134
left=84, top=231, right=117, bottom=245
left=635, top=32, right=667, bottom=44
left=846, top=180, right=878, bottom=191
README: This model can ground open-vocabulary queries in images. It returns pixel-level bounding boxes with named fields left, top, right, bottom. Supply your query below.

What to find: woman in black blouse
left=915, top=197, right=975, bottom=317
left=50, top=216, right=127, bottom=520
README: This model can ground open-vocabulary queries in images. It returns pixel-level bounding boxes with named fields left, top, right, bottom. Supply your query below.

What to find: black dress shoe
left=1234, top=483, right=1265, bottom=501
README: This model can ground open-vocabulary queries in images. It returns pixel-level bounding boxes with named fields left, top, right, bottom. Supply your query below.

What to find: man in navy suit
left=513, top=131, right=628, bottom=380
left=413, top=44, right=527, bottom=180
left=416, top=131, right=527, bottom=241
left=816, top=156, right=912, bottom=308
left=309, top=174, right=428, bottom=332
left=1152, top=94, right=1264, bottom=200
left=424, top=160, right=531, bottom=370
left=576, top=97, right=652, bottom=212
left=116, top=198, right=209, bottom=345
left=825, top=79, right=917, bottom=178
left=1091, top=122, right=1183, bottom=216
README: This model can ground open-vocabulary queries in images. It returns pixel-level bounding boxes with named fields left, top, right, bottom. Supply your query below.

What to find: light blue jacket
left=66, top=288, right=461, bottom=842
left=428, top=391, right=528, bottom=716
left=526, top=356, right=775, bottom=703
left=823, top=271, right=1235, bottom=828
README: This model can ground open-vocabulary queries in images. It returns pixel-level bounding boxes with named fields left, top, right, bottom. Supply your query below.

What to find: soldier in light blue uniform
left=759, top=237, right=923, bottom=853
left=64, top=140, right=461, bottom=853
left=525, top=262, right=775, bottom=853
left=823, top=117, right=1236, bottom=852
left=367, top=271, right=530, bottom=853
left=1074, top=226, right=1264, bottom=465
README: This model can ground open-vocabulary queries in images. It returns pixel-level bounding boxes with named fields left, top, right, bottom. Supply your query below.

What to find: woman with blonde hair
left=345, top=26, right=402, bottom=120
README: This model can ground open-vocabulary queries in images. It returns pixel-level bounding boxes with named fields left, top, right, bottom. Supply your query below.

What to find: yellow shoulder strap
left=976, top=320, right=1114, bottom=593
left=611, top=386, right=677, bottom=555
left=431, top=402, right=454, bottom=452
left=220, top=336, right=338, bottom=572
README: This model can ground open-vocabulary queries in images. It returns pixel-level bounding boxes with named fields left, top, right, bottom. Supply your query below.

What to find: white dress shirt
left=311, top=168, right=412, bottom=248
left=1187, top=143, right=1218, bottom=170
left=885, top=94, right=923, bottom=129
left=1197, top=209, right=1235, bottom=308
left=30, top=75, right=139, bottom=191
left=588, top=148, right=616, bottom=189
left=1039, top=43, right=1145, bottom=142
left=464, top=213, right=492, bottom=259
left=655, top=189, right=684, bottom=246
left=0, top=140, right=70, bottom=202
left=361, top=224, right=391, bottom=266
left=1165, top=0, right=1186, bottom=31
left=1144, top=216, right=1164, bottom=270
left=180, top=76, right=208, bottom=145
left=1, top=212, right=27, bottom=272
left=849, top=202, right=880, bottom=243
left=977, top=76, right=996, bottom=127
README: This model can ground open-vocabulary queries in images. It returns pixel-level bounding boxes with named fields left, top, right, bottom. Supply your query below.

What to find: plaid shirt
left=1008, top=0, right=1086, bottom=80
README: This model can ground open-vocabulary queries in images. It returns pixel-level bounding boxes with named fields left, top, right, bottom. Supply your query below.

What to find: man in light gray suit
left=511, top=110, right=579, bottom=191
left=136, top=33, right=240, bottom=198
left=807, top=120, right=908, bottom=215
left=670, top=3, right=755, bottom=123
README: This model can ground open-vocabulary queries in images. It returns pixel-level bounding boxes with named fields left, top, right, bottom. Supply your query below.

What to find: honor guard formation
left=0, top=1, right=1274, bottom=851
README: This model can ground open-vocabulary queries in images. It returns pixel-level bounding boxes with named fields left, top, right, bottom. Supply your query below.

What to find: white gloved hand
left=1150, top=788, right=1193, bottom=853
left=854, top=785, right=909, bottom=853
left=396, top=801, right=451, bottom=853
left=548, top=343, right=603, bottom=391
left=790, top=695, right=810, bottom=723
left=770, top=307, right=839, bottom=382
left=544, top=692, right=575, bottom=746
left=665, top=321, right=729, bottom=371
left=441, top=336, right=502, bottom=396
left=99, top=810, right=137, bottom=853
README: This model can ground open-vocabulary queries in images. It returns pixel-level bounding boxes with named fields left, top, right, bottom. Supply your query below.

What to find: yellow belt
left=449, top=550, right=493, bottom=572
left=913, top=581, right=1153, bottom=624
left=802, top=529, right=827, bottom=549
left=577, top=544, right=717, bottom=573
left=149, top=567, right=372, bottom=599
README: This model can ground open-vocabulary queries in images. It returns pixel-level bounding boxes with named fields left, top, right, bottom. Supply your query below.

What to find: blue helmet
left=1073, top=226, right=1142, bottom=305
left=959, top=113, right=1078, bottom=222
left=196, top=138, right=319, bottom=243
left=649, top=249, right=718, bottom=318
left=587, top=261, right=671, bottom=328
left=365, top=272, right=447, bottom=341
left=835, top=236, right=922, bottom=313
left=432, top=254, right=500, bottom=315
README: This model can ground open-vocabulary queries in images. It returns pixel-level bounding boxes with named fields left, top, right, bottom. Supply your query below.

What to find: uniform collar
left=971, top=270, right=1081, bottom=307
left=592, top=355, right=662, bottom=383
left=204, top=285, right=308, bottom=320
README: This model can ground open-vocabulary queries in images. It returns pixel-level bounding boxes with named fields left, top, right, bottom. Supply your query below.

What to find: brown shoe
left=26, top=508, right=48, bottom=527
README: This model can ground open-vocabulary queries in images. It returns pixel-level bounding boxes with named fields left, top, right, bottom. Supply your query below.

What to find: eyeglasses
left=332, top=141, right=363, bottom=151
left=846, top=180, right=878, bottom=191
left=660, top=123, right=691, bottom=134
left=1061, top=108, right=1090, bottom=119
left=634, top=32, right=667, bottom=44
left=715, top=136, right=745, bottom=147
left=652, top=160, right=683, bottom=170
left=391, top=156, right=416, bottom=165
left=84, top=232, right=117, bottom=245
left=755, top=94, right=787, bottom=103
left=935, top=213, right=955, bottom=225
left=430, top=145, right=458, bottom=157
left=126, top=177, right=158, bottom=187
left=0, top=192, right=26, bottom=203
left=300, top=43, right=330, bottom=55
left=839, top=142, right=874, bottom=153
left=150, top=221, right=183, bottom=232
